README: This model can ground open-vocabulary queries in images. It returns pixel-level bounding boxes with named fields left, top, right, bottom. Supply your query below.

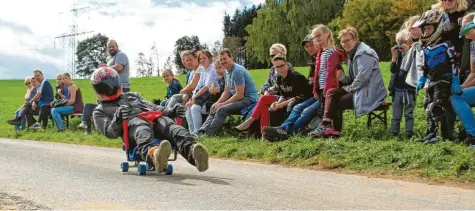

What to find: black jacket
left=275, top=70, right=312, bottom=101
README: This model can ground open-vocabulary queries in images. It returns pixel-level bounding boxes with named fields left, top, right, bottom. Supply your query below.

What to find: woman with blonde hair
left=432, top=0, right=468, bottom=62
left=235, top=43, right=299, bottom=133
left=263, top=24, right=347, bottom=141
left=185, top=50, right=219, bottom=133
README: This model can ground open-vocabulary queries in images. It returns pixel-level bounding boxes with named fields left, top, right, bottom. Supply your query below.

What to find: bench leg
left=367, top=113, right=372, bottom=128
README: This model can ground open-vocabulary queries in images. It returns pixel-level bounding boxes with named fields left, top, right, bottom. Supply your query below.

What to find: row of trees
left=242, top=0, right=475, bottom=64
left=75, top=0, right=475, bottom=78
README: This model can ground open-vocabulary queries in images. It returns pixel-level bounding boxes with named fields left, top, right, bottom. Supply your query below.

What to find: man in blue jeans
left=197, top=49, right=258, bottom=136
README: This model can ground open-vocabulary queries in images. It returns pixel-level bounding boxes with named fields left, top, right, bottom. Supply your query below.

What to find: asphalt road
left=0, top=138, right=474, bottom=210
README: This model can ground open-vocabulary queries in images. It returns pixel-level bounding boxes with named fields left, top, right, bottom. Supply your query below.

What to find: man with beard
left=102, top=39, right=130, bottom=92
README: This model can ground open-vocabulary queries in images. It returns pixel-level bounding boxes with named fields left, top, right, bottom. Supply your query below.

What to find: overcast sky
left=0, top=0, right=264, bottom=80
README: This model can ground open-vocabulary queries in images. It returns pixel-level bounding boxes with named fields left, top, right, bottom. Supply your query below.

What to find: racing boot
left=147, top=140, right=172, bottom=173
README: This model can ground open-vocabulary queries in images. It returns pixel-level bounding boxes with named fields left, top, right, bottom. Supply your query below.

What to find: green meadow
left=1, top=62, right=474, bottom=186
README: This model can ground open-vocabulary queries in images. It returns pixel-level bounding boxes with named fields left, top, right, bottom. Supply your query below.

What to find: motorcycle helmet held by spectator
left=412, top=9, right=451, bottom=46
left=91, top=67, right=122, bottom=101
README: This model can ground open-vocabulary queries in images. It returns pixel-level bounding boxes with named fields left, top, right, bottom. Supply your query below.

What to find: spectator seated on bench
left=309, top=27, right=387, bottom=139
left=196, top=49, right=259, bottom=136
left=50, top=73, right=84, bottom=132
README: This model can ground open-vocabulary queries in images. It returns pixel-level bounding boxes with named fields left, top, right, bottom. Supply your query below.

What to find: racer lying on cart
left=91, top=67, right=209, bottom=173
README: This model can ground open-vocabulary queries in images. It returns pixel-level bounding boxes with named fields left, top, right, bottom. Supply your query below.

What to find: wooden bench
left=64, top=113, right=83, bottom=128
left=367, top=102, right=392, bottom=129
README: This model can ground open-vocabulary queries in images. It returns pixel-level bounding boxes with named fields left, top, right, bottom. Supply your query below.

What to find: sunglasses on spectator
left=25, top=82, right=31, bottom=85
left=441, top=0, right=454, bottom=2
left=270, top=54, right=276, bottom=58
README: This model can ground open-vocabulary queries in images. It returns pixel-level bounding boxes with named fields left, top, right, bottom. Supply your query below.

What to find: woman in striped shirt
left=262, top=24, right=347, bottom=141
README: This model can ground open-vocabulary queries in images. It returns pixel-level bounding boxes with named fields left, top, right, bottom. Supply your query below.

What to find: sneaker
left=463, top=134, right=475, bottom=147
left=77, top=122, right=87, bottom=129
left=147, top=140, right=172, bottom=173
left=424, top=136, right=440, bottom=145
left=325, top=128, right=341, bottom=139
left=263, top=126, right=289, bottom=142
left=192, top=143, right=209, bottom=172
left=309, top=123, right=331, bottom=138
left=7, top=118, right=21, bottom=126
left=29, top=122, right=42, bottom=130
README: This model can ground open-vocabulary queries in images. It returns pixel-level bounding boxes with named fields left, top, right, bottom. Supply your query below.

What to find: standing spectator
left=388, top=29, right=416, bottom=138
left=197, top=49, right=258, bottom=136
left=433, top=0, right=468, bottom=141
left=103, top=39, right=130, bottom=92
left=309, top=26, right=387, bottom=138
left=185, top=51, right=218, bottom=133
left=50, top=73, right=84, bottom=132
left=413, top=9, right=462, bottom=144
left=28, top=70, right=54, bottom=129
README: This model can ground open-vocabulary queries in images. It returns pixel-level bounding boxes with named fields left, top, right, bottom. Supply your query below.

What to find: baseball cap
left=301, top=34, right=314, bottom=46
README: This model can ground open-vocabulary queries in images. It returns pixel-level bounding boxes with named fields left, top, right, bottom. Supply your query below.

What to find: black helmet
left=90, top=67, right=122, bottom=101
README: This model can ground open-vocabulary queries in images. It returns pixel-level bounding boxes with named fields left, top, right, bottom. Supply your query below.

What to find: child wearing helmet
left=90, top=67, right=209, bottom=174
left=413, top=9, right=464, bottom=144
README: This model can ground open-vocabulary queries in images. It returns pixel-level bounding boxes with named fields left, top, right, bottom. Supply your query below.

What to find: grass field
left=1, top=62, right=474, bottom=186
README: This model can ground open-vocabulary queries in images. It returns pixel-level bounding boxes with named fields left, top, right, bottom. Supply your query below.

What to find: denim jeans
left=160, top=99, right=169, bottom=107
left=14, top=109, right=26, bottom=130
left=186, top=104, right=203, bottom=133
left=51, top=106, right=73, bottom=130
left=81, top=103, right=97, bottom=133
left=281, top=97, right=320, bottom=133
left=200, top=99, right=253, bottom=134
left=450, top=86, right=475, bottom=136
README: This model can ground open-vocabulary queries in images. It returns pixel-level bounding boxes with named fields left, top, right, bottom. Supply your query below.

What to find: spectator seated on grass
left=241, top=53, right=310, bottom=140
left=263, top=24, right=347, bottom=141
left=28, top=70, right=54, bottom=130
left=449, top=17, right=475, bottom=147
left=235, top=43, right=296, bottom=134
left=309, top=26, right=387, bottom=139
left=167, top=50, right=201, bottom=110
left=50, top=73, right=84, bottom=132
left=209, top=58, right=225, bottom=101
left=160, top=69, right=183, bottom=107
left=185, top=51, right=219, bottom=134
left=7, top=76, right=38, bottom=129
left=196, top=48, right=258, bottom=136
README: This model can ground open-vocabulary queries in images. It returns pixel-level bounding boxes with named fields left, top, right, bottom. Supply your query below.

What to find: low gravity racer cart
left=120, top=111, right=177, bottom=176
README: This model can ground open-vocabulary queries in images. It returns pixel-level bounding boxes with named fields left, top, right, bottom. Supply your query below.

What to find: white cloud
left=0, top=0, right=264, bottom=79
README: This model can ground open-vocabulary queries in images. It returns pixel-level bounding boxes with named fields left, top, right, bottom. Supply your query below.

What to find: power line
left=54, top=0, right=94, bottom=79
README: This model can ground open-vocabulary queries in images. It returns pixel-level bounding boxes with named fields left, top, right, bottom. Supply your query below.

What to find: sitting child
left=161, top=70, right=183, bottom=107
